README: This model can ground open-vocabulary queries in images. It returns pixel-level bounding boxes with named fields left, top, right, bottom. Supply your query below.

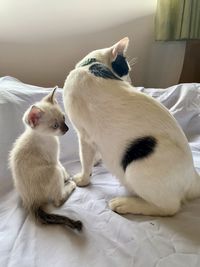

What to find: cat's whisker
left=128, top=57, right=137, bottom=67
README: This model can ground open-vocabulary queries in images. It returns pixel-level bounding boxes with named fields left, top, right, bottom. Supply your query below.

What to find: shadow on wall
left=0, top=14, right=185, bottom=88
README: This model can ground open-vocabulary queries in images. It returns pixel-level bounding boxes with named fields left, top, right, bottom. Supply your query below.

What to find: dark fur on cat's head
left=76, top=37, right=131, bottom=83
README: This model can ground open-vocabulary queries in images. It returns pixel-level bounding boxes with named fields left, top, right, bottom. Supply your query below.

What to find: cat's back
left=64, top=67, right=189, bottom=149
left=10, top=130, right=38, bottom=168
left=64, top=67, right=93, bottom=98
left=63, top=66, right=133, bottom=113
left=65, top=66, right=160, bottom=111
left=64, top=67, right=174, bottom=123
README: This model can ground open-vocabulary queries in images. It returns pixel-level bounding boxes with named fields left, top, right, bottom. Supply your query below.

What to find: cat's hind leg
left=51, top=167, right=76, bottom=207
left=109, top=196, right=180, bottom=216
left=54, top=180, right=76, bottom=207
left=53, top=180, right=76, bottom=207
left=109, top=163, right=182, bottom=216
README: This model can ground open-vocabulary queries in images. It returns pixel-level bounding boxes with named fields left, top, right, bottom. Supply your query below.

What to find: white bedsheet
left=0, top=77, right=200, bottom=267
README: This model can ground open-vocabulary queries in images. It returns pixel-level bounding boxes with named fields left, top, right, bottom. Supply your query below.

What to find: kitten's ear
left=44, top=86, right=58, bottom=104
left=111, top=37, right=129, bottom=60
left=27, top=106, right=44, bottom=128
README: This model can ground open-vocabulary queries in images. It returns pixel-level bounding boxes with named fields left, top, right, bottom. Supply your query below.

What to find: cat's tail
left=33, top=207, right=82, bottom=231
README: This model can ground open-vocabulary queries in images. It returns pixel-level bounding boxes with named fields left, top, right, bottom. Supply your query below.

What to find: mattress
left=0, top=76, right=200, bottom=267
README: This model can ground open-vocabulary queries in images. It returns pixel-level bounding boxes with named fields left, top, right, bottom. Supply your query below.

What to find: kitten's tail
left=33, top=207, right=82, bottom=231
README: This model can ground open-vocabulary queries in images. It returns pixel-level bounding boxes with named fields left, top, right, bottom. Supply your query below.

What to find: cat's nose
left=61, top=123, right=69, bottom=134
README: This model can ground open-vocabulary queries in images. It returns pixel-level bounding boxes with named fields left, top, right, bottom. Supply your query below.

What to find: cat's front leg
left=58, top=162, right=70, bottom=183
left=73, top=136, right=96, bottom=187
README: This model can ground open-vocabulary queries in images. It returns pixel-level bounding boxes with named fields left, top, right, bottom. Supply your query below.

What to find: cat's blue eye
left=52, top=122, right=59, bottom=129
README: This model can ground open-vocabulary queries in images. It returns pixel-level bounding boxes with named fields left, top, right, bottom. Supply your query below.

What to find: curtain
left=155, top=0, right=200, bottom=41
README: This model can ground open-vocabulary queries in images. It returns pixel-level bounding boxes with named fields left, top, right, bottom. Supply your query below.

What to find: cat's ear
left=27, top=106, right=44, bottom=128
left=44, top=86, right=58, bottom=104
left=111, top=37, right=129, bottom=60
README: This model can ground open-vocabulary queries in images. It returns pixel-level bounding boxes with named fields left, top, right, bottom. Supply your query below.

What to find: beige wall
left=0, top=0, right=185, bottom=88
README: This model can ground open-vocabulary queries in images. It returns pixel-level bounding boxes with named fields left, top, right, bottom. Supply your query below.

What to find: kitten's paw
left=73, top=173, right=90, bottom=187
left=63, top=170, right=70, bottom=180
left=64, top=173, right=71, bottom=185
left=109, top=197, right=129, bottom=214
left=54, top=181, right=77, bottom=207
left=65, top=180, right=76, bottom=192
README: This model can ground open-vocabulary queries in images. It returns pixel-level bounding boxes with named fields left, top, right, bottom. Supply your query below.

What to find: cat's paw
left=63, top=169, right=70, bottom=180
left=64, top=173, right=71, bottom=185
left=109, top=197, right=129, bottom=214
left=65, top=180, right=76, bottom=192
left=73, top=173, right=90, bottom=187
left=55, top=181, right=77, bottom=207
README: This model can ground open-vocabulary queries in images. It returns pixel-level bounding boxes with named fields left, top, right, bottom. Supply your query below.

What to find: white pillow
left=0, top=76, right=79, bottom=196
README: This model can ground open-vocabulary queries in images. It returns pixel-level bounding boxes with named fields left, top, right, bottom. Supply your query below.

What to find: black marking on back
left=89, top=63, right=121, bottom=80
left=112, top=54, right=129, bottom=77
left=121, top=136, right=157, bottom=171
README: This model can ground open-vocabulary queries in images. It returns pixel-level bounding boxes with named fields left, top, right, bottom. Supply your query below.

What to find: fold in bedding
left=0, top=77, right=199, bottom=267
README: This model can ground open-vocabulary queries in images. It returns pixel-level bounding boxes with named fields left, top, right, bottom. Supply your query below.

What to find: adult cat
left=63, top=37, right=200, bottom=216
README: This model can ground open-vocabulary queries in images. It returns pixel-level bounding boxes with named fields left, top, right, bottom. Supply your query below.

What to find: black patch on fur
left=80, top=58, right=97, bottom=67
left=89, top=63, right=121, bottom=80
left=121, top=136, right=157, bottom=171
left=112, top=54, right=129, bottom=77
left=35, top=207, right=82, bottom=231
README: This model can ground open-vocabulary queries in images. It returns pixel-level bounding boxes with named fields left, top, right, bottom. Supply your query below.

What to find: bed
left=0, top=76, right=200, bottom=267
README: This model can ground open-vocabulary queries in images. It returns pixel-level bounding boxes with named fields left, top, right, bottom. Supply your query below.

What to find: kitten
left=63, top=37, right=200, bottom=216
left=9, top=87, right=82, bottom=231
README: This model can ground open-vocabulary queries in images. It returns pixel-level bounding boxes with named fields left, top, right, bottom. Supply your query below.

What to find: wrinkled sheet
left=0, top=77, right=200, bottom=267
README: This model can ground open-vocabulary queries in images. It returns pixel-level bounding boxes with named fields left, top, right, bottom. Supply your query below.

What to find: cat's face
left=23, top=87, right=69, bottom=136
left=76, top=37, right=131, bottom=82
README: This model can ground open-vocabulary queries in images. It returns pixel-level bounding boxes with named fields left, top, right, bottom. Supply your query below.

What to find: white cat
left=9, top=88, right=82, bottom=230
left=63, top=37, right=200, bottom=216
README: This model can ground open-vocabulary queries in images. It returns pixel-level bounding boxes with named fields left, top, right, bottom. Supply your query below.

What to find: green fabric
left=155, top=0, right=200, bottom=41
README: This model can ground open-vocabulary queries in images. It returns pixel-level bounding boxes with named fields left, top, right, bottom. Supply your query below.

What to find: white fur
left=9, top=90, right=76, bottom=213
left=63, top=37, right=200, bottom=216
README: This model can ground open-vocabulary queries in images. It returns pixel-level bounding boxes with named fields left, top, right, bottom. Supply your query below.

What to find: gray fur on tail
left=34, top=207, right=82, bottom=231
